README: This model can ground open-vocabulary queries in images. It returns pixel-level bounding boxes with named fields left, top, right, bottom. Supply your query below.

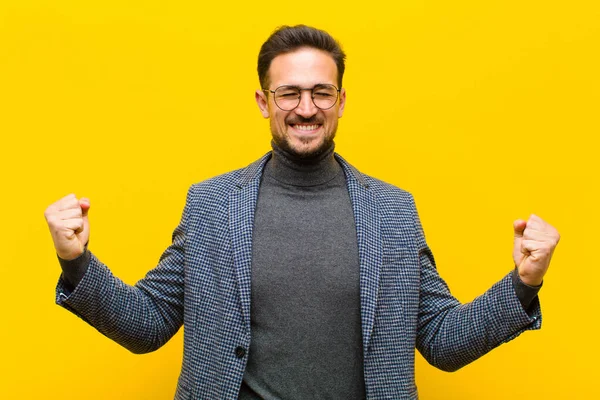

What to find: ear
left=255, top=90, right=270, bottom=118
left=337, top=88, right=346, bottom=118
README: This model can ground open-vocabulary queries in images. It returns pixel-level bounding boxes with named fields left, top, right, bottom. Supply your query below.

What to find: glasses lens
left=312, top=85, right=338, bottom=110
left=274, top=86, right=301, bottom=111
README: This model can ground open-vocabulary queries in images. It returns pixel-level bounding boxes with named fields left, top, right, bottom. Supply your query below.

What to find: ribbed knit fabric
left=239, top=141, right=365, bottom=399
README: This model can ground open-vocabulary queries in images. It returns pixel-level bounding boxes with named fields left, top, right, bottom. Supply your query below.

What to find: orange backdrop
left=1, top=1, right=598, bottom=398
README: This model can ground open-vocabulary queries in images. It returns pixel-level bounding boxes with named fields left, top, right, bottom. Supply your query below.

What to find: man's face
left=255, top=47, right=346, bottom=158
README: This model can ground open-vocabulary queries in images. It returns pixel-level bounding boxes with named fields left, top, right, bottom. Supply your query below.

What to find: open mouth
left=290, top=124, right=322, bottom=133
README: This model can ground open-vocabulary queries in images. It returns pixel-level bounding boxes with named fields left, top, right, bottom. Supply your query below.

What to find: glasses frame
left=262, top=84, right=341, bottom=111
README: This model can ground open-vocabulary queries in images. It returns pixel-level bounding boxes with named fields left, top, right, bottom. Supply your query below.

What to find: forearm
left=416, top=272, right=541, bottom=372
left=56, top=251, right=184, bottom=354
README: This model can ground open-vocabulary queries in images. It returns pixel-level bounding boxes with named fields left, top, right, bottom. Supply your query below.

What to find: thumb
left=513, top=219, right=526, bottom=239
left=78, top=198, right=91, bottom=244
left=513, top=219, right=527, bottom=267
left=79, top=197, right=91, bottom=217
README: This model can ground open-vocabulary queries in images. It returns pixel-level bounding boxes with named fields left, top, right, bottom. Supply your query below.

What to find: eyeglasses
left=263, top=84, right=341, bottom=111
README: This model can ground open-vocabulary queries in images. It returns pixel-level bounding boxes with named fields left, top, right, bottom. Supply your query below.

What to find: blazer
left=56, top=152, right=541, bottom=399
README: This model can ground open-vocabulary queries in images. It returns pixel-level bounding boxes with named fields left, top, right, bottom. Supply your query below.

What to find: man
left=45, top=25, right=560, bottom=399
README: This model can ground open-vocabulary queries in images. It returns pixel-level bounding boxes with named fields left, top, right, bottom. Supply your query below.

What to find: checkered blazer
left=56, top=152, right=541, bottom=399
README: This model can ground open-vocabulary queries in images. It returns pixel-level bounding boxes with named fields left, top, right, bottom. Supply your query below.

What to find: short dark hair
left=257, top=25, right=346, bottom=90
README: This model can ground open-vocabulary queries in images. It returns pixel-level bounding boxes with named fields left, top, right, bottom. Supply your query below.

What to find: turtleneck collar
left=264, top=140, right=341, bottom=187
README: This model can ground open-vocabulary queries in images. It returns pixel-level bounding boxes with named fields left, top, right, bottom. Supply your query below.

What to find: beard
left=271, top=115, right=337, bottom=160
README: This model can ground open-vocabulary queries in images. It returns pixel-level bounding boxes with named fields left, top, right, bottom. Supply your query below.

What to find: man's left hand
left=513, top=214, right=560, bottom=286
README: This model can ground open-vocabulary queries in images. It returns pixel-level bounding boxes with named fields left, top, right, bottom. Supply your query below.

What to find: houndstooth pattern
left=56, top=152, right=541, bottom=399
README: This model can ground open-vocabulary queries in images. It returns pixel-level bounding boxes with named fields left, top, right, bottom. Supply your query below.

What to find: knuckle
left=45, top=215, right=57, bottom=226
left=44, top=204, right=57, bottom=218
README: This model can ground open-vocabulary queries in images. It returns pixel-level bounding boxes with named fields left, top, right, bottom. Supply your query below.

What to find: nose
left=294, top=90, right=318, bottom=118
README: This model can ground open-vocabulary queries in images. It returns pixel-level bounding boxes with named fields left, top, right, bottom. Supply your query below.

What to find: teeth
left=293, top=124, right=319, bottom=131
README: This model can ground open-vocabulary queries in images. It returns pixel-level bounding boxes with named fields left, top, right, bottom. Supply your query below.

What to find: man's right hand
left=44, top=194, right=91, bottom=261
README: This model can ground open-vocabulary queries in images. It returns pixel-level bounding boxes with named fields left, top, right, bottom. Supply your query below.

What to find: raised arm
left=414, top=206, right=559, bottom=372
left=45, top=193, right=188, bottom=354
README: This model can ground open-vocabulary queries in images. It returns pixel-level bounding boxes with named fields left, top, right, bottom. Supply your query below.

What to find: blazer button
left=235, top=346, right=246, bottom=359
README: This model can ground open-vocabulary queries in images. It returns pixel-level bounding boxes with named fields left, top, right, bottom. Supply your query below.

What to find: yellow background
left=1, top=0, right=598, bottom=398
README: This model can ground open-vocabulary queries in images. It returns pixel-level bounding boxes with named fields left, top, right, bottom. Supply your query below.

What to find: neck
left=265, top=141, right=340, bottom=187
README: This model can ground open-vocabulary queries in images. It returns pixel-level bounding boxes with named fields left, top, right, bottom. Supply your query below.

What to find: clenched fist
left=44, top=194, right=91, bottom=261
left=513, top=214, right=560, bottom=286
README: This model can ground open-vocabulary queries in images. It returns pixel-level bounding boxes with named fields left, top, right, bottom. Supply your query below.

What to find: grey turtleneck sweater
left=238, top=142, right=365, bottom=399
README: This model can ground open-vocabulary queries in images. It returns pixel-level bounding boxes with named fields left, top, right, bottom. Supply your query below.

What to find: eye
left=275, top=87, right=300, bottom=98
left=314, top=92, right=335, bottom=98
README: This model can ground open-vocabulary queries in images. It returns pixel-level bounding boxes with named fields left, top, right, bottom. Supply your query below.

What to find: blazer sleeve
left=411, top=197, right=542, bottom=372
left=55, top=189, right=191, bottom=354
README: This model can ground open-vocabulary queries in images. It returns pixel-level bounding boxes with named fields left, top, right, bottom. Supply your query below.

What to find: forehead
left=268, top=47, right=338, bottom=88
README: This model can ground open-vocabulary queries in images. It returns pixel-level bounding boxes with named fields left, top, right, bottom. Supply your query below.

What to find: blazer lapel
left=229, top=153, right=271, bottom=333
left=336, top=154, right=383, bottom=356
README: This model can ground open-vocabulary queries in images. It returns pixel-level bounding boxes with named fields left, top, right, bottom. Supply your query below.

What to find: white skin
left=44, top=194, right=90, bottom=260
left=513, top=215, right=560, bottom=286
left=255, top=47, right=346, bottom=158
left=45, top=48, right=560, bottom=285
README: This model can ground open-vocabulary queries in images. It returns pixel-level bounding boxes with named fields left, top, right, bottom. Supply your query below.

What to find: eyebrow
left=277, top=83, right=333, bottom=89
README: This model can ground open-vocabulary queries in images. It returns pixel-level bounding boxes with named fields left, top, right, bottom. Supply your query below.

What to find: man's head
left=255, top=25, right=347, bottom=158
left=257, top=25, right=346, bottom=90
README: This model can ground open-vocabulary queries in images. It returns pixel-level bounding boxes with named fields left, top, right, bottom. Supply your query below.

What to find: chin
left=288, top=137, right=332, bottom=158
left=272, top=124, right=336, bottom=158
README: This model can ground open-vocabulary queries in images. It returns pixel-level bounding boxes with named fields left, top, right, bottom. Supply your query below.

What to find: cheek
left=275, top=112, right=290, bottom=126
left=270, top=113, right=288, bottom=133
left=324, top=111, right=338, bottom=125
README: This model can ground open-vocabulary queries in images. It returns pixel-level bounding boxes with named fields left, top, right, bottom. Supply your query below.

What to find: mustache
left=286, top=116, right=323, bottom=125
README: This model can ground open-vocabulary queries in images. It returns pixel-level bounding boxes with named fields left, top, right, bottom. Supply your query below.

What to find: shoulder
left=188, top=168, right=243, bottom=198
left=363, top=175, right=418, bottom=221
left=185, top=152, right=270, bottom=206
left=364, top=175, right=413, bottom=202
left=336, top=154, right=415, bottom=208
left=341, top=161, right=422, bottom=239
